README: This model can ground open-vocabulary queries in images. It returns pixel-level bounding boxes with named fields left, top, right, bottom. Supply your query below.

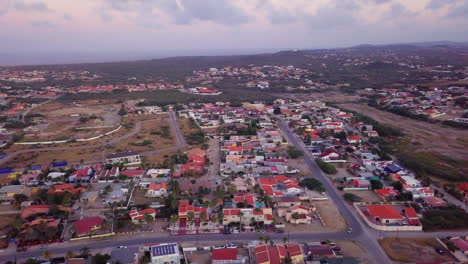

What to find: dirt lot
left=379, top=237, right=455, bottom=263
left=112, top=115, right=175, bottom=153
left=178, top=118, right=203, bottom=147
left=314, top=200, right=347, bottom=232
left=26, top=100, right=121, bottom=141
left=1, top=147, right=102, bottom=168
left=339, top=103, right=468, bottom=161
left=336, top=240, right=369, bottom=264
left=0, top=215, right=16, bottom=229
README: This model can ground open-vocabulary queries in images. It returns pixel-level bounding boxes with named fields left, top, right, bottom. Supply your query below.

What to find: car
left=435, top=248, right=444, bottom=255
left=225, top=243, right=237, bottom=248
left=39, top=245, right=48, bottom=249
left=117, top=246, right=127, bottom=249
left=213, top=245, right=226, bottom=249
left=16, top=247, right=27, bottom=252
left=232, top=230, right=240, bottom=234
left=347, top=228, right=352, bottom=233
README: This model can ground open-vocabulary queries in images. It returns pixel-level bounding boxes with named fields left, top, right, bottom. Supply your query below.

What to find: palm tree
left=170, top=214, right=179, bottom=225
left=258, top=235, right=265, bottom=244
left=65, top=250, right=74, bottom=259
left=80, top=246, right=90, bottom=256
left=144, top=213, right=154, bottom=224
left=43, top=250, right=52, bottom=260
left=292, top=212, right=300, bottom=224
left=237, top=211, right=244, bottom=225
left=187, top=211, right=195, bottom=225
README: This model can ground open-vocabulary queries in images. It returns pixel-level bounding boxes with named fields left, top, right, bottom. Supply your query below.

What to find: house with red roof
left=21, top=204, right=71, bottom=220
left=222, top=208, right=273, bottom=225
left=456, top=183, right=468, bottom=196
left=181, top=163, right=204, bottom=176
left=319, top=149, right=340, bottom=161
left=366, top=205, right=404, bottom=224
left=72, top=216, right=103, bottom=237
left=47, top=184, right=85, bottom=195
left=347, top=135, right=362, bottom=144
left=146, top=182, right=168, bottom=198
left=375, top=188, right=399, bottom=200
left=450, top=237, right=468, bottom=255
left=212, top=248, right=242, bottom=264
left=129, top=208, right=156, bottom=223
left=277, top=205, right=315, bottom=224
left=255, top=244, right=304, bottom=264
left=120, top=169, right=145, bottom=179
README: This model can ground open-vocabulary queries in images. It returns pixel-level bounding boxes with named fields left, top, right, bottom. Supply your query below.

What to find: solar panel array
left=151, top=243, right=177, bottom=256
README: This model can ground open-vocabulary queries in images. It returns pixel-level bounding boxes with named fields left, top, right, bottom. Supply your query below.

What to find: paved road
left=170, top=110, right=186, bottom=149
left=277, top=119, right=392, bottom=264
left=431, top=185, right=468, bottom=212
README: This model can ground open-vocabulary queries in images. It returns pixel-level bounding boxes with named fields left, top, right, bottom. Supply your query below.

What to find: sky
left=1, top=0, right=468, bottom=64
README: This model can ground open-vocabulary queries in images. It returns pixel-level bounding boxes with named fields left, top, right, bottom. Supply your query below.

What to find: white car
left=225, top=243, right=237, bottom=248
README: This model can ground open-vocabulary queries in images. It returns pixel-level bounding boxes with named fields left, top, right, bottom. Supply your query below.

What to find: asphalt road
left=277, top=119, right=392, bottom=264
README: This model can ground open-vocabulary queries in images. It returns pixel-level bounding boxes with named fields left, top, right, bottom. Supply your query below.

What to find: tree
left=187, top=211, right=195, bottom=224
left=299, top=178, right=325, bottom=193
left=343, top=193, right=362, bottom=202
left=370, top=179, right=383, bottom=190
left=287, top=146, right=303, bottom=159
left=118, top=108, right=127, bottom=116
left=393, top=181, right=403, bottom=192
left=170, top=214, right=178, bottom=225
left=65, top=250, right=75, bottom=259
left=92, top=253, right=111, bottom=264
left=291, top=212, right=300, bottom=224
left=273, top=107, right=281, bottom=115
left=282, top=236, right=289, bottom=245
left=13, top=194, right=28, bottom=206
left=144, top=213, right=154, bottom=224
left=237, top=211, right=244, bottom=224
left=43, top=250, right=52, bottom=260
left=315, top=159, right=337, bottom=174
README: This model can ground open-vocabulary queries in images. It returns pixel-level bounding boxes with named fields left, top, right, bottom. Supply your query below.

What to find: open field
left=339, top=103, right=468, bottom=160
left=111, top=115, right=175, bottom=153
left=0, top=215, right=16, bottom=229
left=314, top=200, right=347, bottom=232
left=379, top=237, right=455, bottom=263
left=336, top=240, right=369, bottom=264
left=23, top=100, right=121, bottom=142
left=178, top=117, right=204, bottom=147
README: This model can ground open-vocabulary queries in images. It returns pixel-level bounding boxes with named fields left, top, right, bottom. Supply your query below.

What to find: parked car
left=435, top=248, right=444, bottom=255
left=347, top=228, right=353, bottom=233
left=225, top=243, right=237, bottom=248
left=16, top=247, right=27, bottom=252
left=232, top=230, right=240, bottom=234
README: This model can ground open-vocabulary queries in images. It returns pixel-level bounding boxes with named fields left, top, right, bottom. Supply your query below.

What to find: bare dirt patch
left=314, top=200, right=346, bottom=232
left=379, top=237, right=455, bottom=263
left=339, top=103, right=468, bottom=161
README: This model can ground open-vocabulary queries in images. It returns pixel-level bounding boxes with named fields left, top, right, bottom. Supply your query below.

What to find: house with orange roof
left=222, top=208, right=273, bottom=226
left=366, top=205, right=404, bottom=224
left=277, top=205, right=315, bottom=224
left=254, top=244, right=304, bottom=264
left=129, top=208, right=156, bottom=223
left=146, top=182, right=168, bottom=198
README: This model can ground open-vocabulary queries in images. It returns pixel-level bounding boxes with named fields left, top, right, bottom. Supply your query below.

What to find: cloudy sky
left=1, top=0, right=468, bottom=62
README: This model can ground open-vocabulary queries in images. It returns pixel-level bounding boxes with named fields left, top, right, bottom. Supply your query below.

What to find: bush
left=370, top=179, right=383, bottom=190
left=287, top=146, right=304, bottom=159
left=299, top=178, right=325, bottom=193
left=343, top=193, right=362, bottom=202
left=315, top=159, right=337, bottom=174
left=421, top=206, right=468, bottom=231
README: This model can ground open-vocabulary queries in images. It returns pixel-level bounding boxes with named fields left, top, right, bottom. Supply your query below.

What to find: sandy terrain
left=339, top=103, right=468, bottom=161
left=379, top=238, right=455, bottom=263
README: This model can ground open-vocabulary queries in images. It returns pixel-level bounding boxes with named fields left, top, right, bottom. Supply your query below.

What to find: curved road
left=1, top=111, right=185, bottom=166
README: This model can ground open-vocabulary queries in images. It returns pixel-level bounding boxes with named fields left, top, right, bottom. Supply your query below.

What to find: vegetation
left=315, top=159, right=337, bottom=174
left=286, top=146, right=304, bottom=159
left=299, top=178, right=325, bottom=193
left=421, top=206, right=468, bottom=231
left=370, top=179, right=383, bottom=190
left=343, top=193, right=362, bottom=202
